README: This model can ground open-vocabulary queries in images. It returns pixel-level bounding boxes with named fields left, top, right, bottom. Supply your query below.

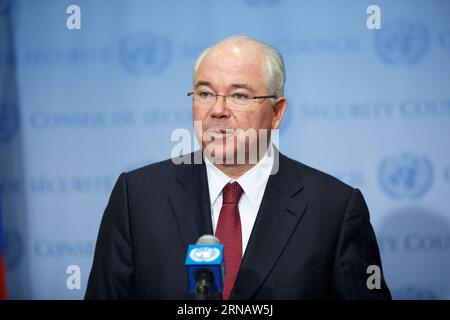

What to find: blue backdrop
left=0, top=0, right=449, bottom=299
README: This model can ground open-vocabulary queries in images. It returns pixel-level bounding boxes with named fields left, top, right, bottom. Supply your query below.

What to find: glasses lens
left=230, top=95, right=250, bottom=106
left=191, top=93, right=267, bottom=108
left=196, top=94, right=215, bottom=106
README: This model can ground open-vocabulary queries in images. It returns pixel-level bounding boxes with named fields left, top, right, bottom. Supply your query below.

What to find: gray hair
left=193, top=35, right=286, bottom=97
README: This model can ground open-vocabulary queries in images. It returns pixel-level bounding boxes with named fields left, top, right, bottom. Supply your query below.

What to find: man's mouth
left=205, top=128, right=235, bottom=139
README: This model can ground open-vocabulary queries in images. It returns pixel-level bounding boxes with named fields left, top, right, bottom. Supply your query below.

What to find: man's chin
left=203, top=144, right=237, bottom=165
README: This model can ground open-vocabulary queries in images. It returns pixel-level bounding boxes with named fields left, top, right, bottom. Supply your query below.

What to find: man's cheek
left=192, top=108, right=207, bottom=120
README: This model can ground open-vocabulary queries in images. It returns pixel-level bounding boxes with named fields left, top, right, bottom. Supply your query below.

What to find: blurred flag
left=0, top=189, right=7, bottom=299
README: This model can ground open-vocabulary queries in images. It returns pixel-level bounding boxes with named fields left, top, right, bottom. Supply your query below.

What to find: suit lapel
left=168, top=151, right=213, bottom=252
left=231, top=153, right=308, bottom=300
left=167, top=151, right=309, bottom=299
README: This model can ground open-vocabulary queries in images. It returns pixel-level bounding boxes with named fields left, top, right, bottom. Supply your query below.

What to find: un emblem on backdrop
left=245, top=0, right=280, bottom=6
left=439, top=29, right=450, bottom=51
left=119, top=31, right=171, bottom=76
left=0, top=0, right=11, bottom=16
left=4, top=229, right=23, bottom=271
left=279, top=96, right=292, bottom=135
left=394, top=286, right=436, bottom=300
left=378, top=153, right=433, bottom=200
left=375, top=20, right=428, bottom=65
left=0, top=103, right=20, bottom=143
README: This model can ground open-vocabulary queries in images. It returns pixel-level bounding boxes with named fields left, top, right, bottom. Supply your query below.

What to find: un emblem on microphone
left=119, top=31, right=171, bottom=76
left=378, top=153, right=433, bottom=200
left=0, top=103, right=20, bottom=143
left=190, top=247, right=221, bottom=263
left=375, top=20, right=428, bottom=65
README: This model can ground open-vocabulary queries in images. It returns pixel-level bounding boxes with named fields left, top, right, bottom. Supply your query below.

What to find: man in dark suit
left=85, top=36, right=391, bottom=300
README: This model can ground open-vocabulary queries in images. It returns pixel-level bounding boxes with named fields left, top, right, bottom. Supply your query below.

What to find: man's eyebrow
left=229, top=84, right=256, bottom=92
left=194, top=81, right=256, bottom=92
left=194, top=80, right=211, bottom=88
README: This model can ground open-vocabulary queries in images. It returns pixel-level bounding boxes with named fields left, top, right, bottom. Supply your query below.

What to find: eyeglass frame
left=187, top=91, right=277, bottom=106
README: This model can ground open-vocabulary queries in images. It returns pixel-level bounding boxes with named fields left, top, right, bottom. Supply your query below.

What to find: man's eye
left=199, top=92, right=213, bottom=98
left=233, top=93, right=249, bottom=100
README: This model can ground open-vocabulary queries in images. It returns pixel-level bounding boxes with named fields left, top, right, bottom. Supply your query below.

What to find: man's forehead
left=198, top=44, right=264, bottom=72
left=194, top=70, right=262, bottom=91
left=195, top=45, right=265, bottom=87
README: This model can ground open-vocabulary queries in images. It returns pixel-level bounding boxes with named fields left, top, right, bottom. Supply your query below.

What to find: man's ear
left=271, top=97, right=287, bottom=129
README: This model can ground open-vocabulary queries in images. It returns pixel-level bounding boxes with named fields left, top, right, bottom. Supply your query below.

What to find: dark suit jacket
left=85, top=151, right=391, bottom=299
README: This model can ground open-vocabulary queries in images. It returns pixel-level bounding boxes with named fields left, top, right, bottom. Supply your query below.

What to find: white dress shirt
left=204, top=143, right=275, bottom=256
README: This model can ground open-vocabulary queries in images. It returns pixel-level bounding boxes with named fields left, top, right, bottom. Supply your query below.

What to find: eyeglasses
left=187, top=91, right=277, bottom=108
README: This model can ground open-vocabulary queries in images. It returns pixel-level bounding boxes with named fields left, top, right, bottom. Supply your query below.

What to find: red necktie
left=215, top=182, right=243, bottom=300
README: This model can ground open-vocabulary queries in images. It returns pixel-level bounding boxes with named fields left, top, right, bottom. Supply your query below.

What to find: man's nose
left=210, top=95, right=230, bottom=118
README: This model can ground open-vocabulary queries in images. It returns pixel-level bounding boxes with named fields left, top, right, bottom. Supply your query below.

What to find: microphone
left=185, top=235, right=224, bottom=300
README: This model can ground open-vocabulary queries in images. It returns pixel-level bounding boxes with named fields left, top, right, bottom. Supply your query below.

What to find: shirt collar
left=204, top=143, right=275, bottom=209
